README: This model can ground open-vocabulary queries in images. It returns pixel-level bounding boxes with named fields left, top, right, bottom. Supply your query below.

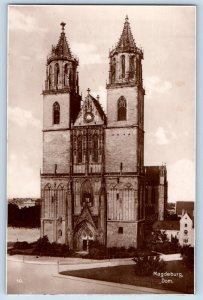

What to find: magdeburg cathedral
left=40, top=17, right=168, bottom=251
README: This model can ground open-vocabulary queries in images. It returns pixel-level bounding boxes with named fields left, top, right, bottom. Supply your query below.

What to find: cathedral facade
left=40, top=17, right=168, bottom=251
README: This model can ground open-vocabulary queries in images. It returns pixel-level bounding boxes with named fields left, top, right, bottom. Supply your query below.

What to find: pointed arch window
left=81, top=180, right=93, bottom=206
left=111, top=57, right=116, bottom=83
left=49, top=65, right=52, bottom=88
left=64, top=63, right=68, bottom=86
left=92, top=134, right=99, bottom=163
left=121, top=55, right=125, bottom=78
left=54, top=63, right=60, bottom=87
left=129, top=55, right=135, bottom=78
left=77, top=135, right=83, bottom=163
left=69, top=67, right=73, bottom=89
left=117, top=96, right=127, bottom=121
left=53, top=102, right=60, bottom=124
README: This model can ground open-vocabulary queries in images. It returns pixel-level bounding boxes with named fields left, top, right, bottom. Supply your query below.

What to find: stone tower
left=105, top=16, right=145, bottom=248
left=40, top=23, right=81, bottom=244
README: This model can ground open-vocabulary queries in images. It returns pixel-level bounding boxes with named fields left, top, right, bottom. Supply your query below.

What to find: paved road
left=7, top=258, right=178, bottom=295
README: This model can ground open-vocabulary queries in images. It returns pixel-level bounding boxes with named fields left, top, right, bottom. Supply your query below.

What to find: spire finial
left=60, top=22, right=66, bottom=31
left=87, top=88, right=90, bottom=95
left=125, top=15, right=129, bottom=22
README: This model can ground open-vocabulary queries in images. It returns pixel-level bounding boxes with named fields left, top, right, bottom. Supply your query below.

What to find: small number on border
left=16, top=279, right=23, bottom=283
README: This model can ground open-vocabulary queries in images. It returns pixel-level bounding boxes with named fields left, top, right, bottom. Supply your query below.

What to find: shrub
left=13, top=241, right=30, bottom=250
left=133, top=255, right=166, bottom=276
left=180, top=246, right=194, bottom=270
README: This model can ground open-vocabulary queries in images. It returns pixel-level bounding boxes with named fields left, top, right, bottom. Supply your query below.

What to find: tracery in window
left=53, top=102, right=60, bottom=124
left=117, top=96, right=127, bottom=121
left=81, top=180, right=93, bottom=206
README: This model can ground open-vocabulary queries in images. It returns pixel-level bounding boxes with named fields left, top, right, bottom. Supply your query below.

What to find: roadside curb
left=52, top=273, right=181, bottom=294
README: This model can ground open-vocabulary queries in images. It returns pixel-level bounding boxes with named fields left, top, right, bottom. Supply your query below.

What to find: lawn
left=61, top=261, right=194, bottom=294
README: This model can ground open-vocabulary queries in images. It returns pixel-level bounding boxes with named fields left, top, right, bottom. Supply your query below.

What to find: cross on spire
left=87, top=88, right=91, bottom=95
left=60, top=22, right=66, bottom=31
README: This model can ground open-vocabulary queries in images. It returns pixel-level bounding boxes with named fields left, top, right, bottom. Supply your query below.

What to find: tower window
left=54, top=63, right=60, bottom=87
left=118, top=227, right=123, bottom=234
left=111, top=57, right=116, bottom=83
left=121, top=55, right=125, bottom=78
left=49, top=65, right=52, bottom=88
left=117, top=96, right=127, bottom=121
left=64, top=63, right=68, bottom=86
left=129, top=55, right=135, bottom=78
left=53, top=102, right=60, bottom=124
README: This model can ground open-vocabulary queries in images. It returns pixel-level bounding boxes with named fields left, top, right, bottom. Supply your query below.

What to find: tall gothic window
left=77, top=135, right=83, bottom=163
left=81, top=180, right=93, bottom=206
left=111, top=57, right=116, bottom=83
left=117, top=96, right=127, bottom=121
left=69, top=67, right=73, bottom=89
left=92, top=134, right=99, bottom=163
left=129, top=55, right=135, bottom=78
left=64, top=63, right=68, bottom=86
left=121, top=55, right=125, bottom=78
left=49, top=65, right=52, bottom=88
left=54, top=63, right=60, bottom=86
left=53, top=102, right=60, bottom=124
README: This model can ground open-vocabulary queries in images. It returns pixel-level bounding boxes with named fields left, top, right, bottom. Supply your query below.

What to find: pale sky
left=8, top=5, right=195, bottom=202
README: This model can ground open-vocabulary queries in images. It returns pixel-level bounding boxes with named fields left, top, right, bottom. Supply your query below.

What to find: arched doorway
left=73, top=221, right=96, bottom=251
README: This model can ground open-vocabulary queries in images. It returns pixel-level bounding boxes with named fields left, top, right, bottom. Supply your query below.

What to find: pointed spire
left=48, top=22, right=73, bottom=61
left=115, top=16, right=136, bottom=52
left=54, top=22, right=72, bottom=58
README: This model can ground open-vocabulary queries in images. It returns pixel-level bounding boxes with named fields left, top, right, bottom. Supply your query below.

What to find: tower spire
left=115, top=16, right=136, bottom=52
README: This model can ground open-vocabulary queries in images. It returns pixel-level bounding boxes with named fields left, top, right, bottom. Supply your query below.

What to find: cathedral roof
left=176, top=201, right=194, bottom=217
left=89, top=94, right=106, bottom=122
left=47, top=22, right=75, bottom=63
left=153, top=220, right=180, bottom=231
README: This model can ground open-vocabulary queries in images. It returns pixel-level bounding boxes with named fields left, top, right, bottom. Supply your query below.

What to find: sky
left=7, top=5, right=195, bottom=202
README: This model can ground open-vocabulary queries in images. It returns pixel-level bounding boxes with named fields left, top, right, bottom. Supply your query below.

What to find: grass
left=61, top=261, right=194, bottom=294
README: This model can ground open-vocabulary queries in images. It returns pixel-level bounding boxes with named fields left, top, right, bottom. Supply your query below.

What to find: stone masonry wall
left=43, top=130, right=70, bottom=173
left=107, top=221, right=138, bottom=248
left=105, top=127, right=138, bottom=173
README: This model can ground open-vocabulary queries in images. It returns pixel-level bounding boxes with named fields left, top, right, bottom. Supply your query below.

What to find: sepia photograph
left=7, top=5, right=195, bottom=295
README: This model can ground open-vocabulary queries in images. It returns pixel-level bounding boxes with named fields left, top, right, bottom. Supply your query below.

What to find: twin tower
left=40, top=17, right=167, bottom=251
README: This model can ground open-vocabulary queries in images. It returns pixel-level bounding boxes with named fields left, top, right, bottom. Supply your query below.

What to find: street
left=7, top=256, right=178, bottom=294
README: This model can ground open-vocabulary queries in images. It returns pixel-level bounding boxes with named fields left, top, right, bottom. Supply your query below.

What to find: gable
left=74, top=94, right=106, bottom=127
